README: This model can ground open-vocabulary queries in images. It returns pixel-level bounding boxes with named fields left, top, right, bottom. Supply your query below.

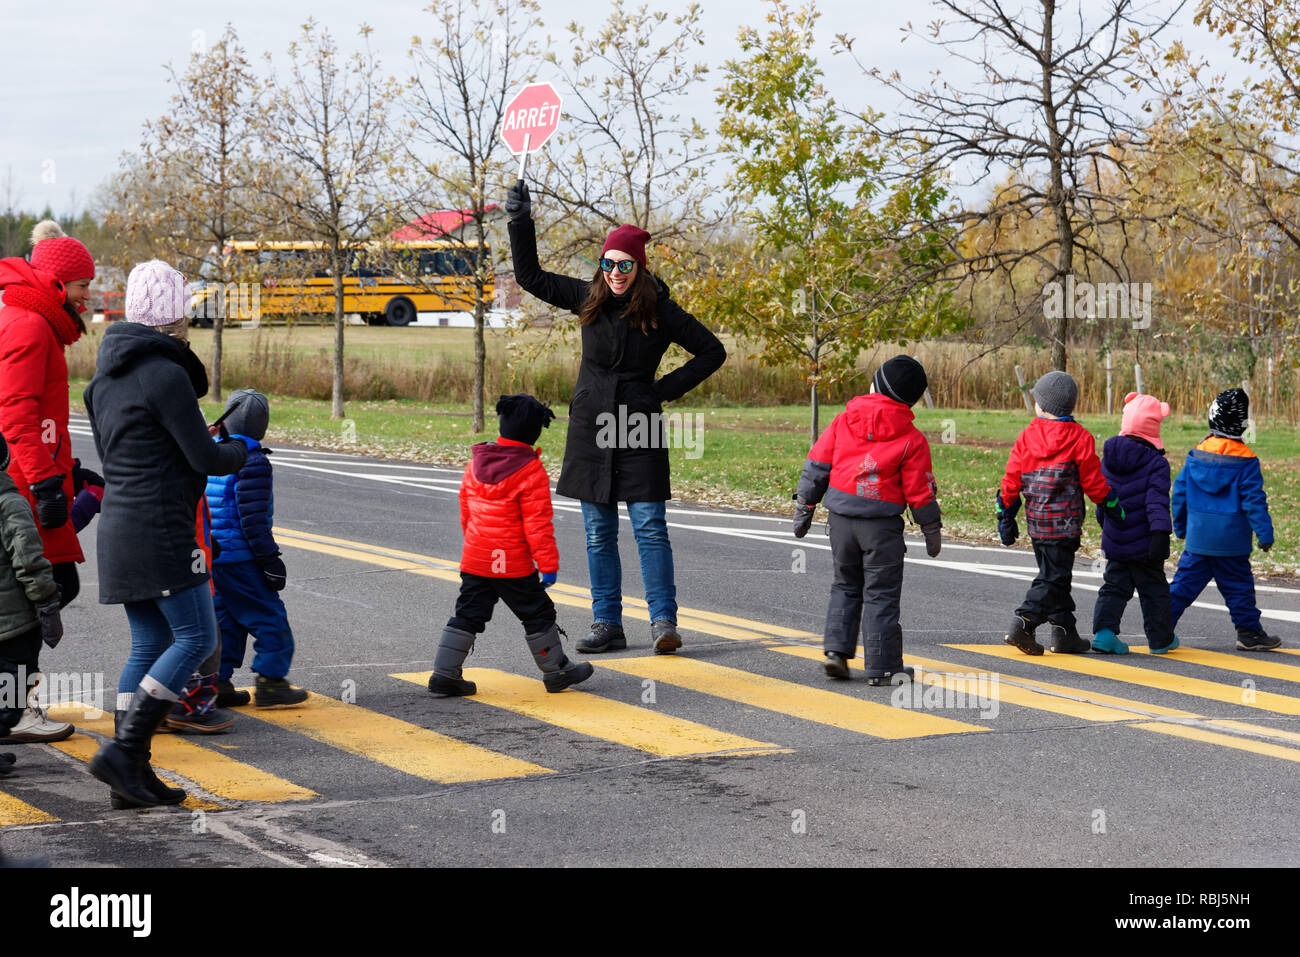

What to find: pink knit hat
left=124, top=260, right=188, bottom=326
left=1120, top=391, right=1171, bottom=448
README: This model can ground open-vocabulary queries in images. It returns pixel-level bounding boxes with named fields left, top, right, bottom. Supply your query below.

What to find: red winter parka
left=1000, top=416, right=1110, bottom=540
left=459, top=438, right=560, bottom=579
left=0, top=258, right=83, bottom=564
left=796, top=393, right=941, bottom=525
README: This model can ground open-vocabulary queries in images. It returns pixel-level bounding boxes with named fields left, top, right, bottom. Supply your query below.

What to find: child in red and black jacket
left=427, top=394, right=593, bottom=697
left=997, top=371, right=1124, bottom=655
left=794, top=356, right=942, bottom=685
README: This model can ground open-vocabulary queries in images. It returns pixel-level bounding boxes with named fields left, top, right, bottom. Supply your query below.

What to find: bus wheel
left=384, top=298, right=415, bottom=326
left=192, top=315, right=215, bottom=329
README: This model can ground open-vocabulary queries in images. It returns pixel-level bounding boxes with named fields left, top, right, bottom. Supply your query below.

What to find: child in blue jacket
left=207, top=390, right=310, bottom=706
left=1169, top=388, right=1281, bottom=651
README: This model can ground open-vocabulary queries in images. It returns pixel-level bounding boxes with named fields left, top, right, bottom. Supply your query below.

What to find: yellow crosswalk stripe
left=391, top=670, right=787, bottom=758
left=48, top=709, right=315, bottom=804
left=947, top=645, right=1300, bottom=716
left=51, top=730, right=224, bottom=810
left=598, top=656, right=987, bottom=739
left=234, top=690, right=553, bottom=783
left=1132, top=645, right=1300, bottom=683
left=772, top=647, right=1300, bottom=762
left=0, top=789, right=57, bottom=826
left=275, top=529, right=815, bottom=642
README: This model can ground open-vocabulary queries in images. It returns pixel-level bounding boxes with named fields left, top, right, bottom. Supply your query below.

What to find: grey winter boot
left=428, top=626, right=478, bottom=696
left=526, top=624, right=594, bottom=693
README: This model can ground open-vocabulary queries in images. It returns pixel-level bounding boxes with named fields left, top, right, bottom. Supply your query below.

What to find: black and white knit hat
left=872, top=356, right=928, bottom=407
left=1208, top=388, right=1249, bottom=438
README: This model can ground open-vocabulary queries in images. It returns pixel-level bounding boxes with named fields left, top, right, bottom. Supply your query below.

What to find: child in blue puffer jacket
left=1168, top=388, right=1281, bottom=652
left=1091, top=392, right=1175, bottom=654
left=206, top=390, right=309, bottom=706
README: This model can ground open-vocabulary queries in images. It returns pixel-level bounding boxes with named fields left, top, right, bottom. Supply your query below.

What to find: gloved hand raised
left=257, top=553, right=287, bottom=592
left=505, top=181, right=532, bottom=222
left=792, top=495, right=815, bottom=539
left=922, top=521, right=942, bottom=557
left=30, top=476, right=68, bottom=529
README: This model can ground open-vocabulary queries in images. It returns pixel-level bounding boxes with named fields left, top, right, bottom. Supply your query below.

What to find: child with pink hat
left=1091, top=392, right=1175, bottom=654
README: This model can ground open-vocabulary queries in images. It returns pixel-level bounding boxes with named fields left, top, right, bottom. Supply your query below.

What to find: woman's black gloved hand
left=505, top=181, right=531, bottom=222
left=30, top=475, right=68, bottom=529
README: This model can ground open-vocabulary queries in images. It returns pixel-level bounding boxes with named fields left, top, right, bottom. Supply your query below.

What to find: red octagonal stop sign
left=500, top=82, right=563, bottom=154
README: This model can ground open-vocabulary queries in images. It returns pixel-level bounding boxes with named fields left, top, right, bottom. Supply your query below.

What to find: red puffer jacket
left=1001, top=416, right=1110, bottom=540
left=459, top=438, right=559, bottom=578
left=0, top=258, right=83, bottom=564
left=796, top=392, right=941, bottom=524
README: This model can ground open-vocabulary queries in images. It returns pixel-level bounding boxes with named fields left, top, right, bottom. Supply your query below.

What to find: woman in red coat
left=0, top=222, right=97, bottom=743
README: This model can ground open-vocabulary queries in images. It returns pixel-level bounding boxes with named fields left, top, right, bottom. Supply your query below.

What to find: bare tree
left=403, top=0, right=541, bottom=433
left=256, top=19, right=402, bottom=419
left=104, top=24, right=263, bottom=401
left=845, top=0, right=1185, bottom=371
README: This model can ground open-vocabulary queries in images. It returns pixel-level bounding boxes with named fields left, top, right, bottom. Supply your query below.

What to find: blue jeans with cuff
left=118, top=582, right=220, bottom=698
left=580, top=500, right=677, bottom=626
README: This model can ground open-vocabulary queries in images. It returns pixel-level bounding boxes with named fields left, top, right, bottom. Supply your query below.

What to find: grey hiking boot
left=577, top=622, right=626, bottom=654
left=1236, top=631, right=1282, bottom=652
left=651, top=619, right=682, bottom=655
left=254, top=675, right=309, bottom=708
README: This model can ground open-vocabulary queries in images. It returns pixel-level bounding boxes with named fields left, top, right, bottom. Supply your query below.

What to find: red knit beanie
left=602, top=224, right=651, bottom=268
left=29, top=220, right=95, bottom=283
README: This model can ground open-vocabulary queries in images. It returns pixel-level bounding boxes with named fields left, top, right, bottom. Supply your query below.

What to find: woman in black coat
left=505, top=182, right=725, bottom=654
left=83, top=259, right=248, bottom=808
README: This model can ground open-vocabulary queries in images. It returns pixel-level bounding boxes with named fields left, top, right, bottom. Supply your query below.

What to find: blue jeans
left=118, top=583, right=221, bottom=697
left=580, top=500, right=677, bottom=626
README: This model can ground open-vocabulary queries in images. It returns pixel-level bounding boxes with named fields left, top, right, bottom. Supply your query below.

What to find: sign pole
left=517, top=132, right=531, bottom=184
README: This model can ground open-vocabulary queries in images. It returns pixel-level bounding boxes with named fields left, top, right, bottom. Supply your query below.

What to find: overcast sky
left=1, top=0, right=1236, bottom=218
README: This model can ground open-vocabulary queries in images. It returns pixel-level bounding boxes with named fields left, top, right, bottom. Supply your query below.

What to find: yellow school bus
left=192, top=240, right=493, bottom=326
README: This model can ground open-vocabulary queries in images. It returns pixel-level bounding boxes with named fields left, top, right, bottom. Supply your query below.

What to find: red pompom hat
left=602, top=224, right=651, bottom=269
left=29, top=220, right=95, bottom=284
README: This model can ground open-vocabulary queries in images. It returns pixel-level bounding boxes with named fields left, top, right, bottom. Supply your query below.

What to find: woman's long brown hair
left=578, top=265, right=659, bottom=333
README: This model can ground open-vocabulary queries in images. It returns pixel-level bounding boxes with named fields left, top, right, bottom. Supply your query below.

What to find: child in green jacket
left=0, top=432, right=64, bottom=775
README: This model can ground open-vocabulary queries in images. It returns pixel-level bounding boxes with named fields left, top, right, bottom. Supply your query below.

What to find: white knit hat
left=124, top=260, right=188, bottom=326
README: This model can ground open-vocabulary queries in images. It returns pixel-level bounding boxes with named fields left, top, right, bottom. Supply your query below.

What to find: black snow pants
left=1016, top=537, right=1080, bottom=635
left=823, top=512, right=906, bottom=676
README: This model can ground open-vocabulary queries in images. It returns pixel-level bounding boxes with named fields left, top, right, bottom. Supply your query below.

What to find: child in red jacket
left=794, top=356, right=942, bottom=685
left=997, top=371, right=1124, bottom=654
left=427, top=394, right=593, bottom=696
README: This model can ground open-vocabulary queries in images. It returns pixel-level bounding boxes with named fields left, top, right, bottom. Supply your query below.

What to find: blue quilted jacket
left=1172, top=436, right=1273, bottom=557
left=206, top=436, right=277, bottom=564
left=1098, top=435, right=1171, bottom=561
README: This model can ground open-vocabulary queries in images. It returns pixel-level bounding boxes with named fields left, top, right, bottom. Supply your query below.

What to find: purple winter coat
left=1098, top=434, right=1172, bottom=561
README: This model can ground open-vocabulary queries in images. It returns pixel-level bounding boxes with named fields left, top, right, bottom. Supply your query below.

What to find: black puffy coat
left=509, top=217, right=725, bottom=503
left=83, top=323, right=248, bottom=604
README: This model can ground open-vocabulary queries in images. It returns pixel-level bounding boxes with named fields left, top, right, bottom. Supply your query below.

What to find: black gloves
left=505, top=181, right=532, bottom=222
left=792, top=495, right=815, bottom=538
left=36, top=597, right=63, bottom=649
left=257, top=553, right=287, bottom=591
left=1261, top=540, right=1273, bottom=552
left=71, top=459, right=104, bottom=494
left=1149, top=533, right=1171, bottom=563
left=922, top=521, right=942, bottom=557
left=29, top=475, right=68, bottom=529
left=995, top=493, right=1020, bottom=546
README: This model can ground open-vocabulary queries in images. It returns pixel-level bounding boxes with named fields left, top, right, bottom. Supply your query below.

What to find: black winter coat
left=509, top=217, right=725, bottom=503
left=83, top=323, right=248, bottom=604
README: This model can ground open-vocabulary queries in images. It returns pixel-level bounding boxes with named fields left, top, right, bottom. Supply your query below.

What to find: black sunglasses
left=599, top=257, right=637, bottom=274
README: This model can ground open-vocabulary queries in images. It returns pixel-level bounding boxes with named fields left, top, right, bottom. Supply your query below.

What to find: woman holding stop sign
left=505, top=181, right=725, bottom=654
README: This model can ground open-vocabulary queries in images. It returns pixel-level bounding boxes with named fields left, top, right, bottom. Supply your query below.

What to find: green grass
left=67, top=382, right=1300, bottom=576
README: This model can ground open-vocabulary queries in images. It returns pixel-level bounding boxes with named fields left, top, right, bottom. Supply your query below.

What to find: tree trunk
left=211, top=309, right=225, bottom=402
left=472, top=288, right=486, bottom=434
left=810, top=383, right=820, bottom=448
left=331, top=267, right=345, bottom=420
left=1040, top=0, right=1072, bottom=372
